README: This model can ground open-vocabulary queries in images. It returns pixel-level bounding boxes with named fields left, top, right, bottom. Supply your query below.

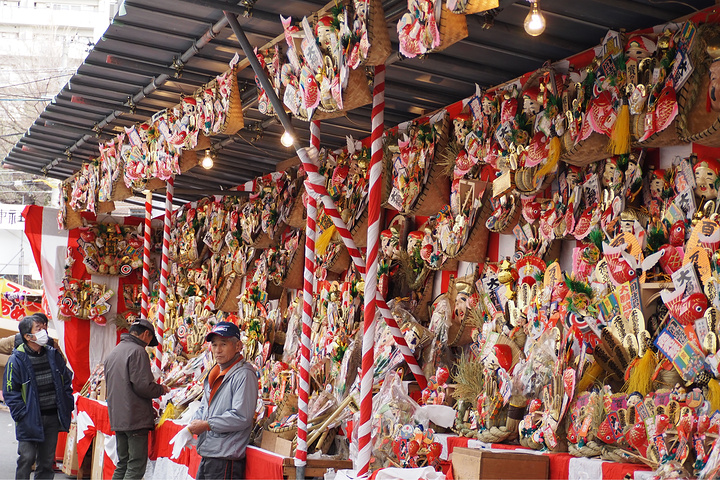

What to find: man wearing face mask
left=3, top=314, right=74, bottom=479
left=0, top=313, right=63, bottom=358
left=104, top=319, right=170, bottom=480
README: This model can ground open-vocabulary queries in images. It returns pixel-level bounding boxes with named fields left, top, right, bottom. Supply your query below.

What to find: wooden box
left=260, top=430, right=294, bottom=457
left=62, top=423, right=79, bottom=476
left=451, top=447, right=550, bottom=480
left=91, top=431, right=106, bottom=480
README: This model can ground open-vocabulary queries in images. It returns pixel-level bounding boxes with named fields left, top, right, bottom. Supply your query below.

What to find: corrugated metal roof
left=4, top=0, right=714, bottom=203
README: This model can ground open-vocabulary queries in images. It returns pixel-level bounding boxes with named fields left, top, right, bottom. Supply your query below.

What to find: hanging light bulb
left=281, top=131, right=294, bottom=147
left=524, top=0, right=546, bottom=37
left=201, top=149, right=214, bottom=169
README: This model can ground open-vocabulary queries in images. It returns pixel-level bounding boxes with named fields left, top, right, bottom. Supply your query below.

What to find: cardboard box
left=62, top=423, right=79, bottom=476
left=260, top=430, right=294, bottom=457
left=451, top=447, right=549, bottom=480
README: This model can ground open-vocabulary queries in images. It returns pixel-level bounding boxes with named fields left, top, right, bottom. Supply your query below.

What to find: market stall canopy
left=3, top=0, right=713, bottom=204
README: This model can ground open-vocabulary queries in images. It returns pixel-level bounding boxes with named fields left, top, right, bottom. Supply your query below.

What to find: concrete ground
left=0, top=405, right=75, bottom=480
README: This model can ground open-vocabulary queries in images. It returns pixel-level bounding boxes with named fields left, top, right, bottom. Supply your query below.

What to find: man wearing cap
left=188, top=322, right=258, bottom=480
left=105, top=319, right=170, bottom=480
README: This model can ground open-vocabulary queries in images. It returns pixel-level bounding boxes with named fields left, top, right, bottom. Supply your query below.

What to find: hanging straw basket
left=678, top=75, right=720, bottom=147
left=179, top=149, right=199, bottom=172
left=630, top=112, right=682, bottom=148
left=266, top=283, right=284, bottom=300
left=328, top=246, right=352, bottom=274
left=463, top=0, right=499, bottom=14
left=451, top=189, right=492, bottom=263
left=97, top=201, right=115, bottom=214
left=190, top=132, right=212, bottom=151
left=411, top=273, right=434, bottom=322
left=485, top=196, right=521, bottom=235
left=364, top=0, right=392, bottom=66
left=286, top=184, right=307, bottom=229
left=447, top=313, right=476, bottom=347
left=216, top=273, right=243, bottom=313
left=432, top=6, right=468, bottom=53
left=110, top=164, right=134, bottom=201
left=312, top=68, right=373, bottom=121
left=561, top=130, right=610, bottom=167
left=350, top=211, right=369, bottom=248
left=217, top=68, right=244, bottom=136
left=63, top=206, right=84, bottom=231
left=280, top=234, right=305, bottom=290
left=676, top=24, right=720, bottom=146
left=412, top=115, right=452, bottom=216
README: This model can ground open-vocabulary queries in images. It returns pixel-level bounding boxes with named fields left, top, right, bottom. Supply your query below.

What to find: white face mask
left=32, top=329, right=49, bottom=347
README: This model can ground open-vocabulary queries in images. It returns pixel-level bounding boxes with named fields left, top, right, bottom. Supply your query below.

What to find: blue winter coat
left=3, top=343, right=74, bottom=442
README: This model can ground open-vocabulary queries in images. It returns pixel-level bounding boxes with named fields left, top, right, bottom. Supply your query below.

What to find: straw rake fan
left=595, top=309, right=655, bottom=395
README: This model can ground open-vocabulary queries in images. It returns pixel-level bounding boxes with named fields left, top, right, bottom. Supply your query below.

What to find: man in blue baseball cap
left=188, top=322, right=258, bottom=479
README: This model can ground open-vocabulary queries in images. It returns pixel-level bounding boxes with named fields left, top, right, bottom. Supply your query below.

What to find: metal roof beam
left=45, top=105, right=103, bottom=122
left=40, top=119, right=99, bottom=135
left=40, top=7, right=231, bottom=173
left=16, top=143, right=67, bottom=157
left=2, top=160, right=69, bottom=180
left=101, top=54, right=210, bottom=85
left=591, top=0, right=686, bottom=19
left=6, top=151, right=75, bottom=170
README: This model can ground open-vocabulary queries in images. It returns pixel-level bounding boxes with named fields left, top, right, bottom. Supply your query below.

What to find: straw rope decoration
left=295, top=121, right=320, bottom=467
left=141, top=190, right=152, bottom=321
left=156, top=177, right=174, bottom=370
left=358, top=64, right=385, bottom=477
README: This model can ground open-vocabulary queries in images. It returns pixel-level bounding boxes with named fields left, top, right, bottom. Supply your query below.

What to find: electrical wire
left=0, top=74, right=72, bottom=89
left=647, top=0, right=701, bottom=11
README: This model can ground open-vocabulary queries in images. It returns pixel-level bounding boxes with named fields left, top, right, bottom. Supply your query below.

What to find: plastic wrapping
left=366, top=371, right=425, bottom=469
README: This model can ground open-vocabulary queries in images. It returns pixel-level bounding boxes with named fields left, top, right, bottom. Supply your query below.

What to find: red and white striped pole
left=295, top=121, right=320, bottom=473
left=357, top=65, right=385, bottom=477
left=297, top=142, right=427, bottom=390
left=156, top=178, right=173, bottom=370
left=141, top=190, right=152, bottom=321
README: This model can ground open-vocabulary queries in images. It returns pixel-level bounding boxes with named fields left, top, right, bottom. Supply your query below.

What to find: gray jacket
left=104, top=333, right=165, bottom=432
left=192, top=358, right=258, bottom=460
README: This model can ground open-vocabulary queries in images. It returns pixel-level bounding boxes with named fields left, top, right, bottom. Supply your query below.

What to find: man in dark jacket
left=0, top=313, right=63, bottom=357
left=188, top=322, right=258, bottom=480
left=3, top=314, right=74, bottom=479
left=105, top=319, right=169, bottom=480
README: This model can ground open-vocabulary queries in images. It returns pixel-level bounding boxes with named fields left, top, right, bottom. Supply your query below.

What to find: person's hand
left=188, top=419, right=211, bottom=435
left=161, top=384, right=171, bottom=394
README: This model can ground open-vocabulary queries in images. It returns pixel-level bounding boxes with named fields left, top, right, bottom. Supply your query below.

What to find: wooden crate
left=91, top=431, right=106, bottom=480
left=281, top=457, right=353, bottom=479
left=451, top=447, right=549, bottom=480
left=62, top=423, right=79, bottom=476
